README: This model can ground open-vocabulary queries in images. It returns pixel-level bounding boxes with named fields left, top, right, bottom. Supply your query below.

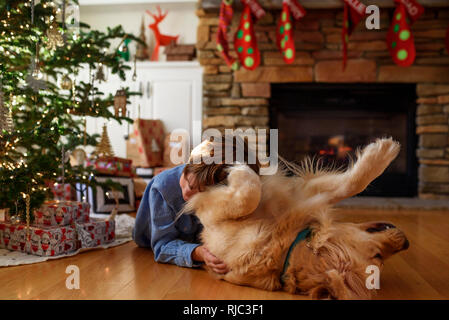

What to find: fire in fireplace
left=270, top=83, right=418, bottom=197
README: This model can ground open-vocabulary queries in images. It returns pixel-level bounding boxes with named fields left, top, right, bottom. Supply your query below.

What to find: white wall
left=79, top=2, right=199, bottom=60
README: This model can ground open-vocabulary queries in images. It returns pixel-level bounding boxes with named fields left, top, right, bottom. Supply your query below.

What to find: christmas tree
left=0, top=0, right=142, bottom=220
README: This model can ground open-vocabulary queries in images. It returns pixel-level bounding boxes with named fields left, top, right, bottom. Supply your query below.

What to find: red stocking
left=341, top=0, right=366, bottom=70
left=216, top=0, right=239, bottom=70
left=234, top=0, right=265, bottom=70
left=276, top=0, right=306, bottom=64
left=386, top=0, right=424, bottom=67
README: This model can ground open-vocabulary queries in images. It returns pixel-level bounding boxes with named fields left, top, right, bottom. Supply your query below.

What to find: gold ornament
left=45, top=21, right=64, bottom=51
left=60, top=74, right=72, bottom=90
left=93, top=124, right=115, bottom=158
left=114, top=89, right=127, bottom=117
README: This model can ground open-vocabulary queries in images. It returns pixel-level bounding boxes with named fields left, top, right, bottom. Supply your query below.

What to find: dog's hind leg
left=299, top=138, right=400, bottom=204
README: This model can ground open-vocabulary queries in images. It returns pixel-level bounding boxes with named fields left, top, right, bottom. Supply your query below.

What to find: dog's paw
left=360, top=137, right=401, bottom=168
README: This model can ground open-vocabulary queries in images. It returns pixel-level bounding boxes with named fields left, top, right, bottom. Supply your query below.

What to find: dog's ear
left=310, top=269, right=370, bottom=300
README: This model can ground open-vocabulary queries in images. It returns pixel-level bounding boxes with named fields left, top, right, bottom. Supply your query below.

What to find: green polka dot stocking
left=276, top=0, right=306, bottom=64
left=234, top=1, right=265, bottom=70
left=387, top=2, right=418, bottom=67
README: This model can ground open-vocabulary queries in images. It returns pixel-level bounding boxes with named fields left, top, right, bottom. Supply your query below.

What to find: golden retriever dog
left=182, top=138, right=409, bottom=299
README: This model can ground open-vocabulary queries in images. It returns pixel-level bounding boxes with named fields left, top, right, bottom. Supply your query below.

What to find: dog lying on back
left=182, top=138, right=409, bottom=299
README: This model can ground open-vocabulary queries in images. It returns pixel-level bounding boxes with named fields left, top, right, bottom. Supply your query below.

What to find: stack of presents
left=0, top=201, right=115, bottom=257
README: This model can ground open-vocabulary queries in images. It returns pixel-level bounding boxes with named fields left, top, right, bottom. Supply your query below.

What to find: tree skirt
left=0, top=213, right=135, bottom=267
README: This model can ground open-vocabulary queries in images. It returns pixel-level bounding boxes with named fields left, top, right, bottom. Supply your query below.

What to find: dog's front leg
left=301, top=138, right=400, bottom=204
left=190, top=164, right=262, bottom=223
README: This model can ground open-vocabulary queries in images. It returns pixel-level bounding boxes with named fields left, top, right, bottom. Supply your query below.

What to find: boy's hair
left=182, top=135, right=260, bottom=192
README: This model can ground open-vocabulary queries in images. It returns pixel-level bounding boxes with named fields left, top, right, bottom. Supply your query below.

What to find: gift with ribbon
left=341, top=0, right=367, bottom=70
left=386, top=0, right=424, bottom=67
left=234, top=0, right=266, bottom=70
left=276, top=0, right=306, bottom=64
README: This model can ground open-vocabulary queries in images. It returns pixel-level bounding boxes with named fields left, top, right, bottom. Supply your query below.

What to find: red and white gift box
left=51, top=183, right=72, bottom=201
left=34, top=200, right=90, bottom=226
left=75, top=218, right=115, bottom=248
left=0, top=222, right=79, bottom=256
left=87, top=156, right=133, bottom=177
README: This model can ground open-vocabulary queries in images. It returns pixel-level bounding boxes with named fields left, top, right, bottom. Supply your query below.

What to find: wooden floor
left=1, top=209, right=449, bottom=300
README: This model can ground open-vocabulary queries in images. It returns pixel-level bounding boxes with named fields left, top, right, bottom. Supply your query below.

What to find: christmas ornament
left=276, top=0, right=306, bottom=64
left=117, top=37, right=131, bottom=61
left=135, top=16, right=150, bottom=61
left=114, top=89, right=127, bottom=117
left=46, top=20, right=64, bottom=51
left=146, top=6, right=179, bottom=61
left=60, top=74, right=72, bottom=90
left=217, top=0, right=239, bottom=70
left=95, top=63, right=107, bottom=83
left=341, top=0, right=366, bottom=70
left=9, top=214, right=21, bottom=224
left=27, top=43, right=47, bottom=92
left=234, top=0, right=266, bottom=70
left=386, top=0, right=424, bottom=67
left=93, top=124, right=115, bottom=158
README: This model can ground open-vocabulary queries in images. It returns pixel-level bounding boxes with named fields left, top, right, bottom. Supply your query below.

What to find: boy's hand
left=192, top=245, right=230, bottom=274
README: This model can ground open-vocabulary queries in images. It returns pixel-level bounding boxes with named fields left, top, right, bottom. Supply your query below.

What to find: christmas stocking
left=217, top=0, right=239, bottom=70
left=386, top=0, right=424, bottom=67
left=341, top=0, right=366, bottom=70
left=276, top=0, right=306, bottom=64
left=234, top=0, right=265, bottom=70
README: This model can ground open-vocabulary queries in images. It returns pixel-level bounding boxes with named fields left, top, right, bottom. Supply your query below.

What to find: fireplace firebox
left=270, top=83, right=418, bottom=197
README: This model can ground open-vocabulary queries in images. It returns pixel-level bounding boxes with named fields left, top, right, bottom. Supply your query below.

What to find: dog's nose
left=402, top=239, right=410, bottom=250
left=366, top=222, right=396, bottom=233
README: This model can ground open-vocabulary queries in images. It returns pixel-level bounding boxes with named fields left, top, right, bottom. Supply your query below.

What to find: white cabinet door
left=151, top=80, right=192, bottom=136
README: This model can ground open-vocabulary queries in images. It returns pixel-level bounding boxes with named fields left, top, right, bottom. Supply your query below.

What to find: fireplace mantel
left=200, top=0, right=449, bottom=10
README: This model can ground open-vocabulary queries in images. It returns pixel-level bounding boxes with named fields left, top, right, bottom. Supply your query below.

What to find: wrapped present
left=87, top=156, right=133, bottom=177
left=162, top=131, right=189, bottom=167
left=75, top=218, right=115, bottom=248
left=34, top=200, right=90, bottom=226
left=126, top=119, right=165, bottom=167
left=51, top=183, right=72, bottom=201
left=0, top=222, right=79, bottom=256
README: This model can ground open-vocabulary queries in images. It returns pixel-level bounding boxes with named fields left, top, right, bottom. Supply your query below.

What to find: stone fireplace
left=196, top=0, right=449, bottom=199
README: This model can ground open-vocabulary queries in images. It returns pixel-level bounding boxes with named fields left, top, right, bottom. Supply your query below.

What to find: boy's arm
left=150, top=187, right=202, bottom=268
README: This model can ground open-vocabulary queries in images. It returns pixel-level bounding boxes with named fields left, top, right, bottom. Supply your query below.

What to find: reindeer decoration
left=146, top=6, right=179, bottom=61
